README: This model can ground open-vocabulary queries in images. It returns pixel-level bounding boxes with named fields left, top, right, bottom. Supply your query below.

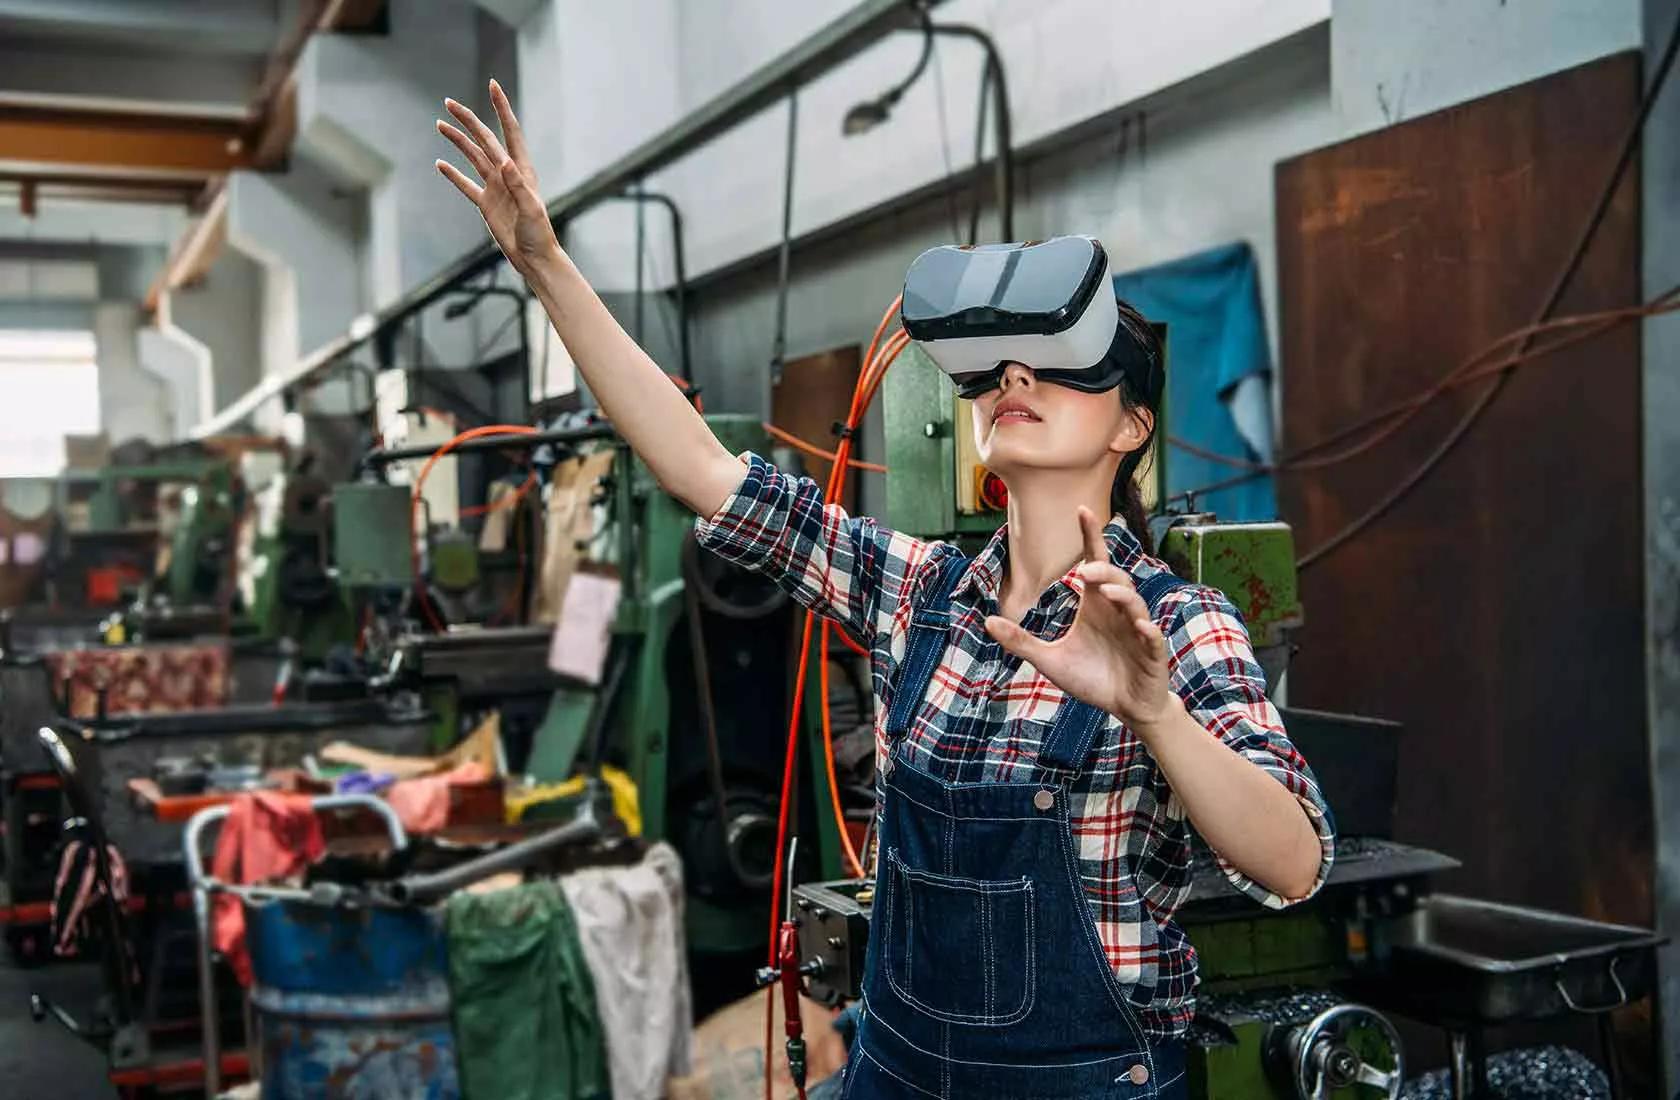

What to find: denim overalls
left=843, top=551, right=1189, bottom=1100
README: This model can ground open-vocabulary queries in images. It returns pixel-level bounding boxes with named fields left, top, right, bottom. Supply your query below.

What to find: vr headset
left=900, top=235, right=1158, bottom=401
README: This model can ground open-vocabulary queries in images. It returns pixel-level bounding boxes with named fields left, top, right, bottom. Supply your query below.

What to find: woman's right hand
left=435, top=80, right=561, bottom=278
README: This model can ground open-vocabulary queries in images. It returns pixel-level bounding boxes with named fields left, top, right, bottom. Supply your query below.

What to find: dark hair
left=1108, top=299, right=1164, bottom=554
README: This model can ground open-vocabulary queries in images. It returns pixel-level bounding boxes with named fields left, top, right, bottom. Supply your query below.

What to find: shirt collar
left=951, top=514, right=1146, bottom=610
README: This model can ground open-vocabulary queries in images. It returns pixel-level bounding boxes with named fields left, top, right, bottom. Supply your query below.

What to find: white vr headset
left=900, top=235, right=1154, bottom=400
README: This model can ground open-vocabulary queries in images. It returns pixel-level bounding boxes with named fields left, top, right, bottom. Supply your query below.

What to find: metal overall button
left=1032, top=789, right=1054, bottom=812
left=1127, top=1064, right=1149, bottom=1085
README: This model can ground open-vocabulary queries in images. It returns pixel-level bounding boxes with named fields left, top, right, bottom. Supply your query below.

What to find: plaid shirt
left=696, top=455, right=1334, bottom=1038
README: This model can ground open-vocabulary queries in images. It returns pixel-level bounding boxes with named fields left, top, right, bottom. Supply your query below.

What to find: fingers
left=1096, top=582, right=1149, bottom=622
left=499, top=160, right=548, bottom=218
left=437, top=120, right=494, bottom=179
left=1077, top=559, right=1129, bottom=586
left=436, top=159, right=483, bottom=204
left=1131, top=615, right=1168, bottom=662
left=445, top=97, right=510, bottom=168
left=984, top=615, right=1052, bottom=666
left=1077, top=505, right=1108, bottom=563
left=489, top=79, right=531, bottom=169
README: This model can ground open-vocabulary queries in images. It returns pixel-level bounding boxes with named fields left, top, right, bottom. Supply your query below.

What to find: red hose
left=763, top=297, right=907, bottom=1099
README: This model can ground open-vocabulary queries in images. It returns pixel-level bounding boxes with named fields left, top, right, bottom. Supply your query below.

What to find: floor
left=0, top=935, right=117, bottom=1098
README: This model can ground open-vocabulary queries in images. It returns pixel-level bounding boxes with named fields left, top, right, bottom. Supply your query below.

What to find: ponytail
left=1106, top=299, right=1164, bottom=555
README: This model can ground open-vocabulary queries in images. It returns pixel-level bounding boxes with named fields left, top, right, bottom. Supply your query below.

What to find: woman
left=436, top=83, right=1333, bottom=1100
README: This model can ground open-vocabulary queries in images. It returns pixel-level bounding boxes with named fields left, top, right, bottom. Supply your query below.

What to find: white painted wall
left=509, top=0, right=1331, bottom=291
left=688, top=26, right=1335, bottom=519
left=1332, top=0, right=1643, bottom=137
left=295, top=0, right=483, bottom=308
left=515, top=0, right=681, bottom=287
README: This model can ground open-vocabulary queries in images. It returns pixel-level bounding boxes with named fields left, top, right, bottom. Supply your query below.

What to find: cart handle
left=182, top=793, right=408, bottom=892
left=1554, top=954, right=1629, bottom=1014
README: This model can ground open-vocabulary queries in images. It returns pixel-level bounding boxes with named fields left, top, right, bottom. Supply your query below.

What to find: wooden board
left=1276, top=50, right=1651, bottom=1063
left=771, top=346, right=864, bottom=513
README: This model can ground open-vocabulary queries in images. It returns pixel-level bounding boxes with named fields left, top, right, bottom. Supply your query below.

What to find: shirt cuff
left=1216, top=763, right=1336, bottom=909
left=692, top=451, right=781, bottom=570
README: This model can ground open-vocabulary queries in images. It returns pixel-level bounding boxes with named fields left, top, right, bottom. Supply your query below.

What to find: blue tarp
left=1113, top=241, right=1277, bottom=521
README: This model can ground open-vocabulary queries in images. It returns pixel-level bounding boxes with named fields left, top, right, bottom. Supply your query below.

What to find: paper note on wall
left=548, top=570, right=621, bottom=685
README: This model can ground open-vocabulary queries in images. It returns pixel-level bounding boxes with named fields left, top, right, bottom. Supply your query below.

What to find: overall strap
left=1038, top=568, right=1193, bottom=772
left=884, top=549, right=970, bottom=738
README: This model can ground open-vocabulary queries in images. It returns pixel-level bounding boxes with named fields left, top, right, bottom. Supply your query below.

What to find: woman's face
left=970, top=362, right=1149, bottom=482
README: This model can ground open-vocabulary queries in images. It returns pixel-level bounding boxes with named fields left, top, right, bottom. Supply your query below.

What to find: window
left=0, top=329, right=101, bottom=478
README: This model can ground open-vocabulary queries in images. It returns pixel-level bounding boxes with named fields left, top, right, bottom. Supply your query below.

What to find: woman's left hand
left=984, top=506, right=1178, bottom=737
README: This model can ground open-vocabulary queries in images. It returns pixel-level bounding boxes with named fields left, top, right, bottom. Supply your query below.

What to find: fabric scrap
left=446, top=879, right=609, bottom=1100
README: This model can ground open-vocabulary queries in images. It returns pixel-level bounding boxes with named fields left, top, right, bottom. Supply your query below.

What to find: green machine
left=376, top=415, right=833, bottom=961
left=241, top=472, right=357, bottom=661
left=163, top=463, right=240, bottom=607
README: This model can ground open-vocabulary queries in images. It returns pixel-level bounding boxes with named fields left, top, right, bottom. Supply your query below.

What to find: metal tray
left=1377, top=893, right=1666, bottom=1023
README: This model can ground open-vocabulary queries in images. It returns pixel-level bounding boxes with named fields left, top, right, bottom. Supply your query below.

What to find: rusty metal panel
left=1275, top=50, right=1650, bottom=1061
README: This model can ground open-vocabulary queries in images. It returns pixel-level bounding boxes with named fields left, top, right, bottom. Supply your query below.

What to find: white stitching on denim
left=891, top=784, right=1050, bottom=822
left=860, top=991, right=1149, bottom=1071
left=858, top=1047, right=943, bottom=1098
left=882, top=866, right=1036, bottom=1025
left=981, top=884, right=993, bottom=1021
left=898, top=864, right=1032, bottom=895
left=1051, top=793, right=1155, bottom=1084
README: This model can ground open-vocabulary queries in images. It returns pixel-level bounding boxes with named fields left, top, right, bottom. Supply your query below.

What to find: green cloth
left=445, top=880, right=610, bottom=1100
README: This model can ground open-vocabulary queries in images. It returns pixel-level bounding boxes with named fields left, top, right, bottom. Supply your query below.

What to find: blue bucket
left=243, top=897, right=459, bottom=1099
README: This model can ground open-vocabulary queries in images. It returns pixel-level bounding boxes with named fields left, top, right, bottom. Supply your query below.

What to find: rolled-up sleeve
left=693, top=452, right=927, bottom=648
left=1164, top=586, right=1335, bottom=908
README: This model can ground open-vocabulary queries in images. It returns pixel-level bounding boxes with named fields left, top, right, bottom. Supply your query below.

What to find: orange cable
left=764, top=297, right=906, bottom=1100
left=409, top=424, right=539, bottom=630
left=761, top=422, right=888, bottom=473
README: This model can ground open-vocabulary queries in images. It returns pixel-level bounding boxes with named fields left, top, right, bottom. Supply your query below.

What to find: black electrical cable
left=610, top=189, right=692, bottom=384
left=929, top=37, right=966, bottom=242
left=447, top=283, right=534, bottom=420
left=770, top=89, right=799, bottom=383
left=1292, top=10, right=1680, bottom=571
left=931, top=24, right=1013, bottom=243
left=632, top=182, right=646, bottom=345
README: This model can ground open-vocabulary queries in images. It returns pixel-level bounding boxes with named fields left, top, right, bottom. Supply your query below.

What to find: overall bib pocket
left=880, top=847, right=1036, bottom=1026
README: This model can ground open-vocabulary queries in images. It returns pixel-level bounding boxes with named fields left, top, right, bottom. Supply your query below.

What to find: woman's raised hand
left=984, top=506, right=1177, bottom=737
left=435, top=80, right=560, bottom=277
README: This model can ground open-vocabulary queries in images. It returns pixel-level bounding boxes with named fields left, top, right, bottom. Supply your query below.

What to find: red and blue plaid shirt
left=696, top=454, right=1334, bottom=1037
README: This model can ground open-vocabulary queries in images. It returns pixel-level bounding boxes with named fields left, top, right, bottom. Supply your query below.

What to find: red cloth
left=210, top=792, right=324, bottom=986
left=386, top=762, right=489, bottom=834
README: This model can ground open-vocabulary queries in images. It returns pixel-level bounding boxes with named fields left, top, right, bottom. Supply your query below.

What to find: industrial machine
left=359, top=414, right=834, bottom=965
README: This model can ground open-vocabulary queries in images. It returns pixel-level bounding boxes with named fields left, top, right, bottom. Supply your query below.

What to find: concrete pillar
left=92, top=302, right=170, bottom=445
left=171, top=249, right=265, bottom=411
left=225, top=158, right=365, bottom=380
left=293, top=0, right=483, bottom=307
left=137, top=293, right=215, bottom=440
